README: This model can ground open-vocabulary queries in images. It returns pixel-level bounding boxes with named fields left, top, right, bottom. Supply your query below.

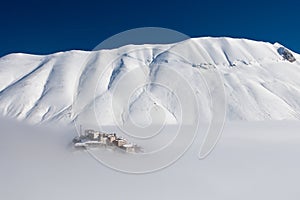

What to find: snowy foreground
left=1, top=119, right=300, bottom=200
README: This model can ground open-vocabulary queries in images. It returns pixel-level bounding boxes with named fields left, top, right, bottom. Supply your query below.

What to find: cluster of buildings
left=73, top=129, right=142, bottom=153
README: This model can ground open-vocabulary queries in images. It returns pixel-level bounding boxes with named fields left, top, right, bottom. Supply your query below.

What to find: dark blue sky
left=1, top=0, right=300, bottom=57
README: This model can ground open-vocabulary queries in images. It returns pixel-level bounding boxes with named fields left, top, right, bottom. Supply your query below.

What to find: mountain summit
left=0, top=37, right=299, bottom=125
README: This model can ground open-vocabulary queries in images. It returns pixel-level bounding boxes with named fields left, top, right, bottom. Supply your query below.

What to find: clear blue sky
left=1, top=0, right=300, bottom=57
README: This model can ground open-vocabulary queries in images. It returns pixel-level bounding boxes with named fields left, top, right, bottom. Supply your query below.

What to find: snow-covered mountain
left=1, top=37, right=300, bottom=125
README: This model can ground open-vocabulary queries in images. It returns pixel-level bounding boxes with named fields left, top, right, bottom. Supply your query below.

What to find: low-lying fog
left=1, top=119, right=300, bottom=200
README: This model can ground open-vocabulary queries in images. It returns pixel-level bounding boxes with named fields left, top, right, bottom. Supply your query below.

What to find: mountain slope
left=0, top=37, right=300, bottom=125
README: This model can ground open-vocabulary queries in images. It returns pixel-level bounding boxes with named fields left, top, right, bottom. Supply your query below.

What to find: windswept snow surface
left=1, top=37, right=300, bottom=125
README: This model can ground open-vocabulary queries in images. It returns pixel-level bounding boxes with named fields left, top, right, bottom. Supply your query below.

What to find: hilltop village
left=73, top=129, right=142, bottom=153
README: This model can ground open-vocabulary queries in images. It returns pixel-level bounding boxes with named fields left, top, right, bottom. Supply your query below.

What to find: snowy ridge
left=0, top=37, right=300, bottom=125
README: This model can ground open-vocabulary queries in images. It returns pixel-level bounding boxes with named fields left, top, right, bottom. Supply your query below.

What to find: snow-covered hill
left=1, top=37, right=300, bottom=125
